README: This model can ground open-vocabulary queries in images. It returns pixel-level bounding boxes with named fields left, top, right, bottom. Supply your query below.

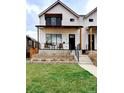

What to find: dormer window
left=45, top=14, right=62, bottom=26
left=89, top=19, right=94, bottom=22
left=70, top=18, right=75, bottom=22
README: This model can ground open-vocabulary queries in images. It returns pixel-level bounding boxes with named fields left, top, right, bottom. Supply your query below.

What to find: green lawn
left=26, top=64, right=97, bottom=93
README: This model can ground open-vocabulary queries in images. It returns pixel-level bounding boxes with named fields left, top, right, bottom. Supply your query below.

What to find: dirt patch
left=88, top=51, right=97, bottom=66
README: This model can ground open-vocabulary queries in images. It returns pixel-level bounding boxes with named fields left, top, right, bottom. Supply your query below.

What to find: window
left=46, top=34, right=52, bottom=44
left=52, top=34, right=56, bottom=44
left=89, top=19, right=94, bottom=22
left=56, top=18, right=61, bottom=26
left=70, top=18, right=75, bottom=22
left=51, top=17, right=56, bottom=26
left=45, top=14, right=62, bottom=26
left=57, top=34, right=62, bottom=44
left=46, top=17, right=62, bottom=26
left=46, top=34, right=62, bottom=45
left=46, top=18, right=51, bottom=26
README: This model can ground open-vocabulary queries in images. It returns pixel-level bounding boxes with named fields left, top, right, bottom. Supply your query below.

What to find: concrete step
left=78, top=54, right=93, bottom=64
left=79, top=61, right=93, bottom=64
left=79, top=62, right=93, bottom=65
left=79, top=57, right=91, bottom=60
left=79, top=60, right=92, bottom=63
left=79, top=58, right=91, bottom=61
left=79, top=55, right=89, bottom=57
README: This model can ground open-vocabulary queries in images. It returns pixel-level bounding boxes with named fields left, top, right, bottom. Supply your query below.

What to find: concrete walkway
left=78, top=54, right=97, bottom=77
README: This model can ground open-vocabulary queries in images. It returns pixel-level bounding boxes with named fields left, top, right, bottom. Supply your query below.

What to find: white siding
left=39, top=15, right=45, bottom=25
left=39, top=28, right=80, bottom=49
left=39, top=4, right=81, bottom=26
left=83, top=11, right=97, bottom=27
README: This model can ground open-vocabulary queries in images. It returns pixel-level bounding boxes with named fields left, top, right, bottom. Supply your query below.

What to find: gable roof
left=84, top=7, right=97, bottom=18
left=39, top=0, right=79, bottom=18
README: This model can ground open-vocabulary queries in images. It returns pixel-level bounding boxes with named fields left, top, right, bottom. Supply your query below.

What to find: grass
left=26, top=64, right=97, bottom=93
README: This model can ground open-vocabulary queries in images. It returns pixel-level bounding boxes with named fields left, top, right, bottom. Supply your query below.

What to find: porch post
left=80, top=28, right=82, bottom=50
left=37, top=27, right=39, bottom=52
left=89, top=27, right=92, bottom=50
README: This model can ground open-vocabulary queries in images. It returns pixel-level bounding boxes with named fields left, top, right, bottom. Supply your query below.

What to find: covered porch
left=86, top=26, right=97, bottom=50
left=36, top=25, right=83, bottom=50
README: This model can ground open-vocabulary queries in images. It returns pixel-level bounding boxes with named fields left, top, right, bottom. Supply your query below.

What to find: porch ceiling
left=87, top=26, right=97, bottom=32
left=88, top=26, right=97, bottom=29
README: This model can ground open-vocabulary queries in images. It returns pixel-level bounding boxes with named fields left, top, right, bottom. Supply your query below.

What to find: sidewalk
left=78, top=63, right=97, bottom=77
left=78, top=54, right=97, bottom=77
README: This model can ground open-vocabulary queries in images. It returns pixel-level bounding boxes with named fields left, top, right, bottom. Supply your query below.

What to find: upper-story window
left=51, top=17, right=56, bottom=25
left=70, top=18, right=75, bottom=22
left=45, top=14, right=62, bottom=26
left=89, top=19, right=94, bottom=22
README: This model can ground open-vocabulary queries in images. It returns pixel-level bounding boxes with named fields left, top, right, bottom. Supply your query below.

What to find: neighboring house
left=26, top=35, right=40, bottom=58
left=36, top=0, right=97, bottom=51
left=83, top=8, right=97, bottom=50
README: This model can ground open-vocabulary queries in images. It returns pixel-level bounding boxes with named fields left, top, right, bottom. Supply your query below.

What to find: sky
left=26, top=0, right=97, bottom=40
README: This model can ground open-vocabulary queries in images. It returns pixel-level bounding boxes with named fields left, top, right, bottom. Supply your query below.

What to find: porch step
left=79, top=54, right=93, bottom=65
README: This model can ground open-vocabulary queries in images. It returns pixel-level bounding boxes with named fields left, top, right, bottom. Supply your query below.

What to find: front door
left=88, top=34, right=95, bottom=50
left=69, top=34, right=75, bottom=50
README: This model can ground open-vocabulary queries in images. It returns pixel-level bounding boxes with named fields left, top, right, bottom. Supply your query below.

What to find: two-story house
left=36, top=0, right=97, bottom=51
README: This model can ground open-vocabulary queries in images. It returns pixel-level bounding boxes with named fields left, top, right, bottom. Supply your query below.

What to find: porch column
left=37, top=27, right=39, bottom=52
left=80, top=28, right=82, bottom=49
left=89, top=27, right=92, bottom=50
